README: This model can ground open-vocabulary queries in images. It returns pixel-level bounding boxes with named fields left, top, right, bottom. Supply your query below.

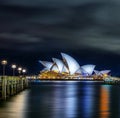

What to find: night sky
left=0, top=0, right=120, bottom=76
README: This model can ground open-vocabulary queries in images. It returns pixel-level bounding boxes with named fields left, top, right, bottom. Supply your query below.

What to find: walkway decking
left=0, top=76, right=28, bottom=100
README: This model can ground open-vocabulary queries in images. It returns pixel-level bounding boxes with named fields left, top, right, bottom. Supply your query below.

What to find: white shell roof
left=94, top=70, right=111, bottom=75
left=61, top=53, right=80, bottom=75
left=75, top=68, right=82, bottom=74
left=62, top=65, right=69, bottom=73
left=39, top=61, right=53, bottom=70
left=94, top=70, right=99, bottom=75
left=52, top=58, right=64, bottom=73
left=100, top=70, right=111, bottom=74
left=81, top=64, right=96, bottom=75
left=51, top=65, right=59, bottom=71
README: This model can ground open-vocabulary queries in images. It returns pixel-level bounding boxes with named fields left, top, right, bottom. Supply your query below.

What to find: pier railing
left=0, top=76, right=28, bottom=100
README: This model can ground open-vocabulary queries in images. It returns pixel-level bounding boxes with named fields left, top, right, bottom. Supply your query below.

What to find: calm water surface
left=0, top=81, right=120, bottom=118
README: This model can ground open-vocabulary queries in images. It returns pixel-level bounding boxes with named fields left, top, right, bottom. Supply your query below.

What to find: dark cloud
left=0, top=1, right=120, bottom=53
left=1, top=0, right=103, bottom=7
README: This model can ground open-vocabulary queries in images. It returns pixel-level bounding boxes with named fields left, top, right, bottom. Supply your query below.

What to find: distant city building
left=39, top=53, right=111, bottom=80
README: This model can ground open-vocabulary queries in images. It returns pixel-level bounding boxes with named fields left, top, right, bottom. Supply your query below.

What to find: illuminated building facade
left=39, top=53, right=110, bottom=80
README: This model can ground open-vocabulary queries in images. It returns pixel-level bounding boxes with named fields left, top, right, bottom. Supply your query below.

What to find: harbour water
left=0, top=81, right=120, bottom=118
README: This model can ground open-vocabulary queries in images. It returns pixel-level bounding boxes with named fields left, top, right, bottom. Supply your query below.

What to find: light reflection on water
left=99, top=85, right=110, bottom=118
left=64, top=83, right=77, bottom=118
left=0, top=90, right=29, bottom=118
left=0, top=81, right=120, bottom=118
left=82, top=84, right=94, bottom=118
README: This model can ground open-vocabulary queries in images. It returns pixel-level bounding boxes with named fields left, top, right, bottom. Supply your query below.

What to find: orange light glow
left=100, top=86, right=110, bottom=118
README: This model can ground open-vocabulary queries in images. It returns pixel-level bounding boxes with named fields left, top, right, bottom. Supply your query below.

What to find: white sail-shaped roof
left=75, top=68, right=82, bottom=74
left=39, top=61, right=53, bottom=70
left=51, top=65, right=59, bottom=71
left=94, top=70, right=110, bottom=75
left=81, top=64, right=96, bottom=75
left=62, top=65, right=69, bottom=73
left=61, top=53, right=80, bottom=75
left=100, top=70, right=111, bottom=74
left=94, top=70, right=99, bottom=75
left=52, top=58, right=64, bottom=73
left=80, top=68, right=89, bottom=75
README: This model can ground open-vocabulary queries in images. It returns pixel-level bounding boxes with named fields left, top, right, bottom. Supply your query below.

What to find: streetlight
left=22, top=69, right=26, bottom=76
left=1, top=60, right=7, bottom=76
left=11, top=64, right=17, bottom=76
left=18, top=67, right=22, bottom=75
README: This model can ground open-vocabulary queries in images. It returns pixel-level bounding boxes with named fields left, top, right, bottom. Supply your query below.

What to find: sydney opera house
left=39, top=53, right=111, bottom=80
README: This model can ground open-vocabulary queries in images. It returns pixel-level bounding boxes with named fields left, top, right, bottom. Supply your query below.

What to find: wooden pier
left=0, top=76, right=28, bottom=100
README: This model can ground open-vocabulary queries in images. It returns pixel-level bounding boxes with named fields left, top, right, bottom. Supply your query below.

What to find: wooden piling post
left=0, top=77, right=2, bottom=99
left=14, top=77, right=17, bottom=94
left=25, top=77, right=28, bottom=88
left=6, top=77, right=10, bottom=97
left=21, top=77, right=24, bottom=90
left=2, top=76, right=7, bottom=100
left=10, top=77, right=14, bottom=96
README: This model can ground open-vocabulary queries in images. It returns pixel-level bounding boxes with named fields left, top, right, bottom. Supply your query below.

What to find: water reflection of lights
left=100, top=85, right=110, bottom=118
left=65, top=83, right=77, bottom=118
left=53, top=85, right=65, bottom=118
left=83, top=85, right=94, bottom=118
left=52, top=83, right=77, bottom=118
left=0, top=90, right=29, bottom=118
